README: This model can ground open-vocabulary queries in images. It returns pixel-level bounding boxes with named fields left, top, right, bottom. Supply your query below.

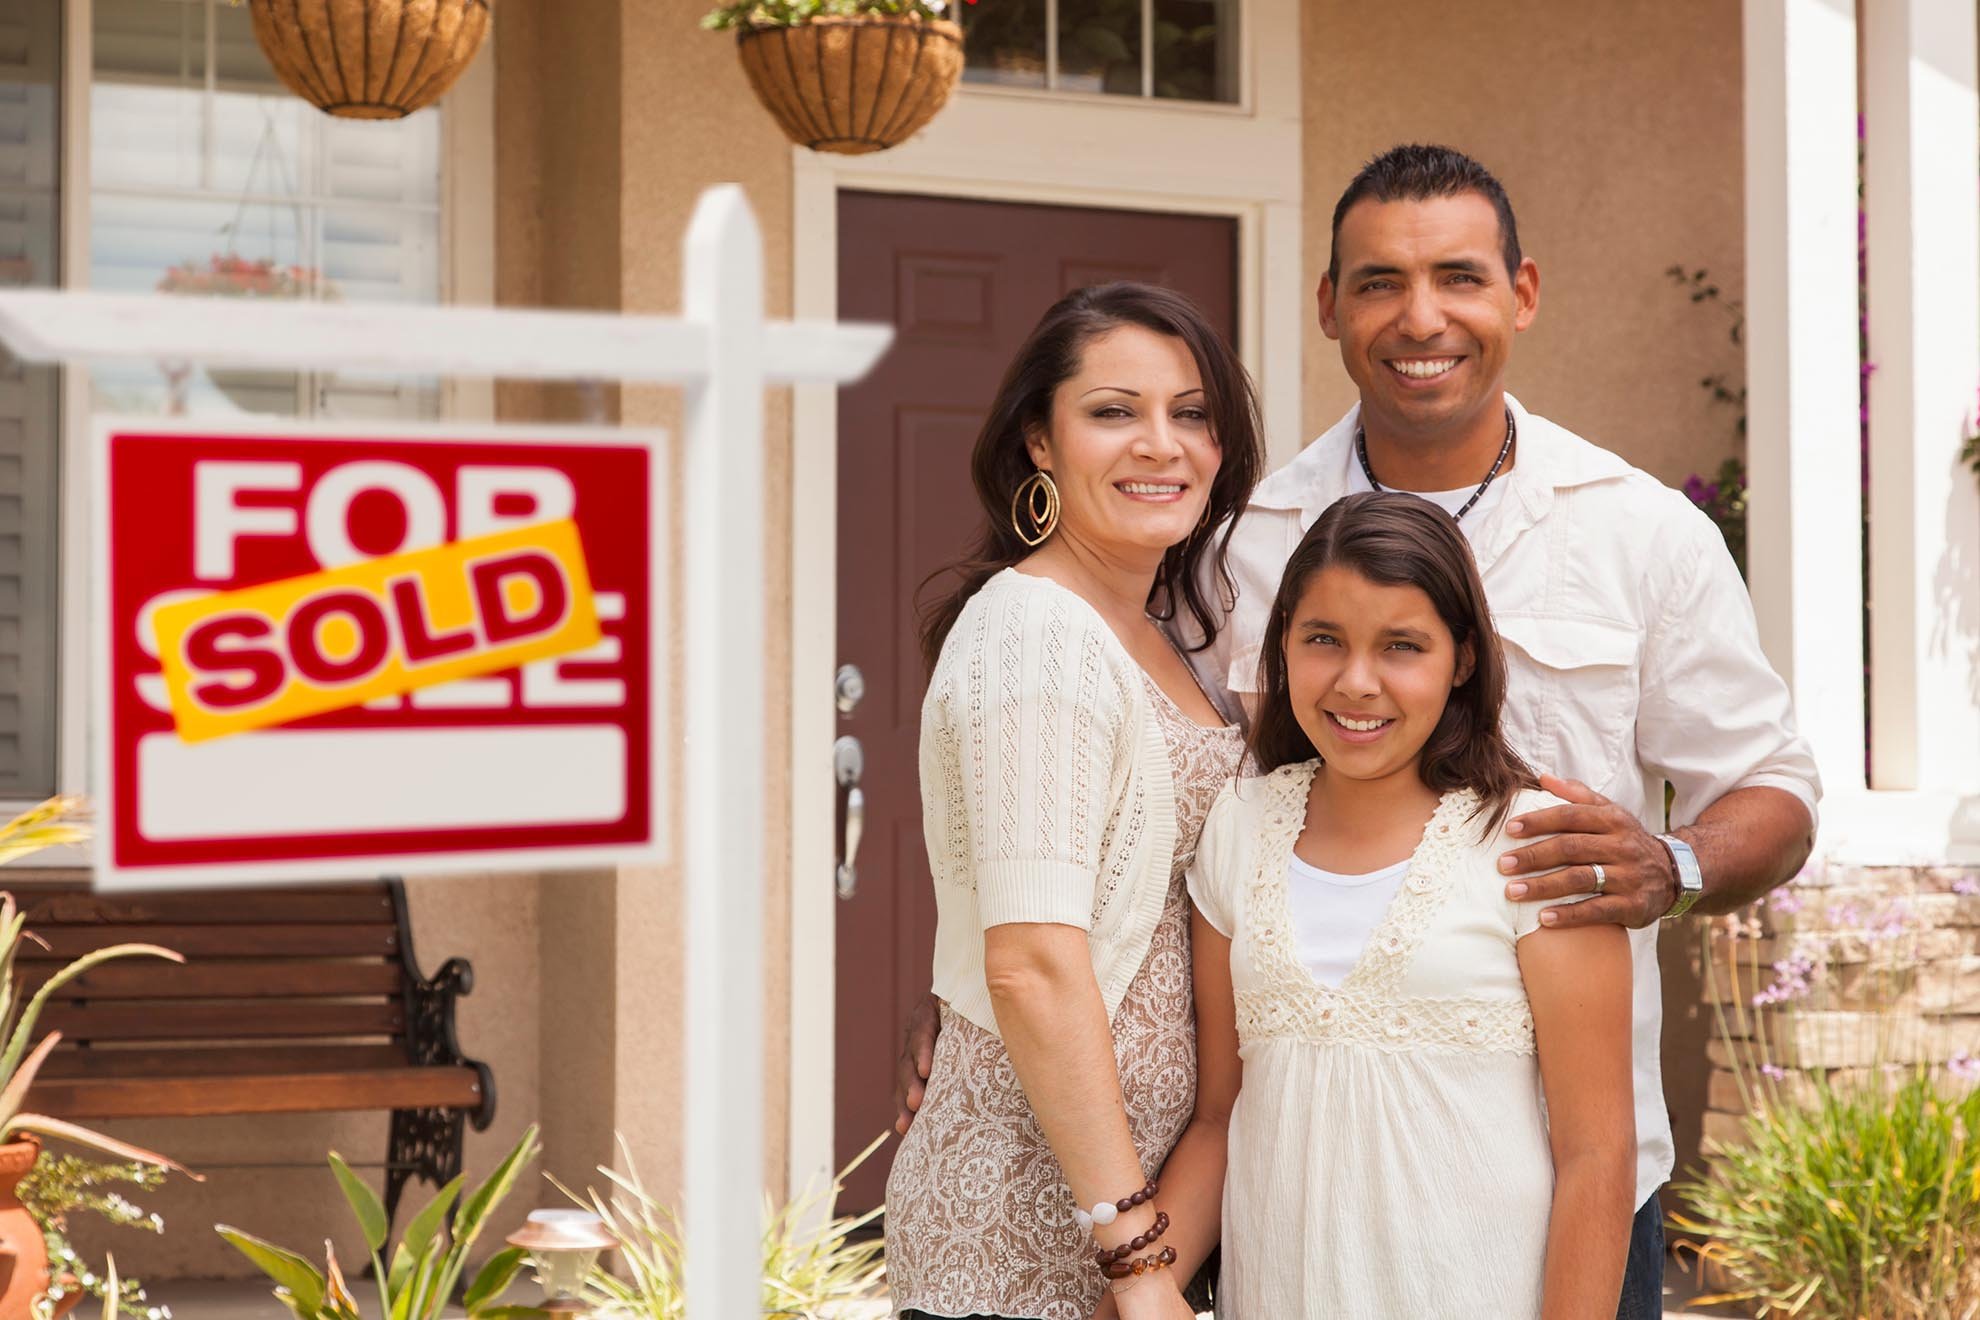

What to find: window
left=0, top=0, right=455, bottom=803
left=0, top=0, right=62, bottom=799
left=90, top=0, right=442, bottom=419
left=958, top=0, right=1241, bottom=104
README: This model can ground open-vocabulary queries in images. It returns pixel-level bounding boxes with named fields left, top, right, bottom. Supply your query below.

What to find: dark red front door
left=834, top=190, right=1237, bottom=1211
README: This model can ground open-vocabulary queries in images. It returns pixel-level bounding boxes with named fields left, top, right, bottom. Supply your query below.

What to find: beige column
left=495, top=0, right=797, bottom=1209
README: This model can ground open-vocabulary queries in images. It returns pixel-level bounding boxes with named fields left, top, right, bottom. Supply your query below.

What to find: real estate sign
left=94, top=417, right=662, bottom=890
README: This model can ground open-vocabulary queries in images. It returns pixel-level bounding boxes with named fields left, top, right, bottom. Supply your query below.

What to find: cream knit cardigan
left=920, top=568, right=1178, bottom=1036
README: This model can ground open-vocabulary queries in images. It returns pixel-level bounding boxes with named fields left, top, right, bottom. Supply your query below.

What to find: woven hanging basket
left=735, top=16, right=963, bottom=155
left=244, top=0, right=492, bottom=120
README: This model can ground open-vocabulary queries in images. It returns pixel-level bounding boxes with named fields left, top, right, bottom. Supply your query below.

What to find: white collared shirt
left=1199, top=395, right=1822, bottom=1206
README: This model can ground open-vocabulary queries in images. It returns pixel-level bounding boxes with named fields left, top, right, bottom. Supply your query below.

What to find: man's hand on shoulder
left=1499, top=774, right=1679, bottom=929
left=895, top=991, right=941, bottom=1134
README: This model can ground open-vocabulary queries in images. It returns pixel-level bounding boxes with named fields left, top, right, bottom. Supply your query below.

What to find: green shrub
left=1673, top=1069, right=1980, bottom=1317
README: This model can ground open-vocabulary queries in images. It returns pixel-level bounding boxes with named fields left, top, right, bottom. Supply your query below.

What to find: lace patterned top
left=885, top=674, right=1245, bottom=1320
left=1184, top=766, right=1589, bottom=1318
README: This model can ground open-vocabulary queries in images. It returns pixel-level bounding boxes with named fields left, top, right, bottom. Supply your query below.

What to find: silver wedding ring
left=1591, top=863, right=1608, bottom=895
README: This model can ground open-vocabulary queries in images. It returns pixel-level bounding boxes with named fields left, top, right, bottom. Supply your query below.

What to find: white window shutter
left=0, top=0, right=61, bottom=799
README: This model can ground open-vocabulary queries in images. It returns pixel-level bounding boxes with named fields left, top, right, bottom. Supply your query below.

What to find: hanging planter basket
left=735, top=16, right=963, bottom=155
left=242, top=0, right=493, bottom=120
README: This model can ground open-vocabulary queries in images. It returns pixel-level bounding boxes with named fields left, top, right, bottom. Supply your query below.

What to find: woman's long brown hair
left=918, top=282, right=1264, bottom=671
left=1248, top=491, right=1537, bottom=832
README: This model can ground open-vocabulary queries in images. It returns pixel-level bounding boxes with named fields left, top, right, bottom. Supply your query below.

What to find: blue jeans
left=1616, top=1188, right=1666, bottom=1320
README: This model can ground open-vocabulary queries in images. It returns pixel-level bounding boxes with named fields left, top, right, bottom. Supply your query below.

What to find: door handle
left=834, top=734, right=864, bottom=900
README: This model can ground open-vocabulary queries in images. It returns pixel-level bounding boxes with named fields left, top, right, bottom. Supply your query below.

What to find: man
left=897, top=144, right=1820, bottom=1319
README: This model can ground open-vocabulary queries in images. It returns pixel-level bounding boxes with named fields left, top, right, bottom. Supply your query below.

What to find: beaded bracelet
left=1093, top=1211, right=1169, bottom=1267
left=1102, top=1245, right=1177, bottom=1281
left=1072, top=1179, right=1159, bottom=1232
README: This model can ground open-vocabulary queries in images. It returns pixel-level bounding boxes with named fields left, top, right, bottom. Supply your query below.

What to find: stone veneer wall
left=1696, top=863, right=1980, bottom=1153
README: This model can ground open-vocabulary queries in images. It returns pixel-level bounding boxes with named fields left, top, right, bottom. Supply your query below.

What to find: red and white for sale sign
left=94, top=418, right=662, bottom=890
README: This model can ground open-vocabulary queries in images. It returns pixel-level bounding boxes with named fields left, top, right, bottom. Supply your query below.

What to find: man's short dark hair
left=1326, top=144, right=1523, bottom=285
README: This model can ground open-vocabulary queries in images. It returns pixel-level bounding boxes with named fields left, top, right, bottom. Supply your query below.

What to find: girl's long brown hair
left=1249, top=491, right=1537, bottom=832
left=918, top=282, right=1264, bottom=671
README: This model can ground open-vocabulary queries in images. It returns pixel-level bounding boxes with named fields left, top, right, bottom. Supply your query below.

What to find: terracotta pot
left=735, top=17, right=963, bottom=155
left=244, top=0, right=493, bottom=120
left=0, top=1136, right=46, bottom=1320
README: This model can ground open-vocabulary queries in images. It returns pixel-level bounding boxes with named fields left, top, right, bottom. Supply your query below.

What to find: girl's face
left=1284, top=563, right=1473, bottom=786
left=1025, top=325, right=1221, bottom=559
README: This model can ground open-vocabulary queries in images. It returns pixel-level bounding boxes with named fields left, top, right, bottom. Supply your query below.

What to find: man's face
left=1318, top=192, right=1539, bottom=441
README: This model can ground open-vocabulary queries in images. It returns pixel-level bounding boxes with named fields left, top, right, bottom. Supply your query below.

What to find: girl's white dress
left=1185, top=765, right=1581, bottom=1318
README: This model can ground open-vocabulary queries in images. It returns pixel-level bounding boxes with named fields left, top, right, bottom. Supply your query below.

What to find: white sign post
left=0, top=184, right=889, bottom=1320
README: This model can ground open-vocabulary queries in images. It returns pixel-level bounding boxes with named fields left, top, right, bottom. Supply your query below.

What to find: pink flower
left=1753, top=951, right=1819, bottom=1007
left=1760, top=1063, right=1788, bottom=1081
left=1770, top=889, right=1805, bottom=916
left=1950, top=1052, right=1980, bottom=1083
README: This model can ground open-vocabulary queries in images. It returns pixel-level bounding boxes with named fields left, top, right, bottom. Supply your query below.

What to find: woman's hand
left=1110, top=1271, right=1198, bottom=1320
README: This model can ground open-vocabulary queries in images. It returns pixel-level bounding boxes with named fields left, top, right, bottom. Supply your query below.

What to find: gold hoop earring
left=1011, top=470, right=1061, bottom=547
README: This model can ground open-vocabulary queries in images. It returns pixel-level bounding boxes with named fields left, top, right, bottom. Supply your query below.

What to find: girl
left=1169, top=491, right=1635, bottom=1316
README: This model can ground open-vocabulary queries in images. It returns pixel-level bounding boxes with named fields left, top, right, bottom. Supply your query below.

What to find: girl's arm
left=1157, top=910, right=1242, bottom=1283
left=1090, top=909, right=1241, bottom=1320
left=1518, top=922, right=1636, bottom=1320
left=986, top=922, right=1197, bottom=1320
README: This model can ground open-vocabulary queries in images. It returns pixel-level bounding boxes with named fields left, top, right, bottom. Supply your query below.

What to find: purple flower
left=1760, top=1063, right=1788, bottom=1081
left=1951, top=1052, right=1980, bottom=1083
left=1955, top=877, right=1980, bottom=897
left=1753, top=951, right=1819, bottom=1007
left=1770, top=889, right=1805, bottom=916
left=1683, top=475, right=1717, bottom=508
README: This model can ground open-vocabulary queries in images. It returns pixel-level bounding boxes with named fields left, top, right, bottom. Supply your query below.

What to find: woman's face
left=1284, top=563, right=1472, bottom=786
left=1025, top=325, right=1221, bottom=560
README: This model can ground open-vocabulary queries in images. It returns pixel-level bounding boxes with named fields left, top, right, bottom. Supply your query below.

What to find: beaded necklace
left=1355, top=406, right=1516, bottom=522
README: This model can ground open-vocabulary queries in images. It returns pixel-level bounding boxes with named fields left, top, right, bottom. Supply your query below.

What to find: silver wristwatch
left=1656, top=833, right=1703, bottom=920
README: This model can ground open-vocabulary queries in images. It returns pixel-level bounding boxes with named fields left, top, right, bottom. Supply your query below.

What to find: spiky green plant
left=1672, top=1069, right=1980, bottom=1317
left=217, top=1124, right=547, bottom=1320
left=554, top=1132, right=889, bottom=1318
left=0, top=882, right=191, bottom=1173
left=702, top=1, right=950, bottom=31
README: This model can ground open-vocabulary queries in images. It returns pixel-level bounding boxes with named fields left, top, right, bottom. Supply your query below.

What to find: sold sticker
left=152, top=519, right=600, bottom=743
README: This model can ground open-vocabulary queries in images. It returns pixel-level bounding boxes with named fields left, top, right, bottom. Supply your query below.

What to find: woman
left=884, top=282, right=1264, bottom=1320
left=1171, top=492, right=1635, bottom=1316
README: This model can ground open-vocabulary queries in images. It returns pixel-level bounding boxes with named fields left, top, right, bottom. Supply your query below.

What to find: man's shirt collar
left=1251, top=393, right=1634, bottom=524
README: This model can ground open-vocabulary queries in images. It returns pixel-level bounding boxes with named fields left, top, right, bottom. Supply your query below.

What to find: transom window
left=957, top=0, right=1240, bottom=105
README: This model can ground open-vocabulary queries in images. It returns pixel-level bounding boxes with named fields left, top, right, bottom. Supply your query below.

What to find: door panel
left=834, top=191, right=1237, bottom=1212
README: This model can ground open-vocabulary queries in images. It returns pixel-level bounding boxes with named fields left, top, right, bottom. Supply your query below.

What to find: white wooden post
left=1742, top=0, right=1868, bottom=799
left=1863, top=0, right=1980, bottom=796
left=681, top=184, right=767, bottom=1320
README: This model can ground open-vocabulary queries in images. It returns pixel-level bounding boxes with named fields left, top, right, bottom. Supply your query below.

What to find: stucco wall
left=497, top=0, right=799, bottom=1220
left=1299, top=0, right=1748, bottom=489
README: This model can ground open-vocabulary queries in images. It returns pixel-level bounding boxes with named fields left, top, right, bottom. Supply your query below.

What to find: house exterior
left=0, top=0, right=1973, bottom=1282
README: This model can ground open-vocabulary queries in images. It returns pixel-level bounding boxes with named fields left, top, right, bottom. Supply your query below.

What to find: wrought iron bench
left=14, top=878, right=493, bottom=1226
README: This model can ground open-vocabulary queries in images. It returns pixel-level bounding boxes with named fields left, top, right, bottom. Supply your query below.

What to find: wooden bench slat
left=21, top=924, right=400, bottom=960
left=22, top=960, right=400, bottom=1000
left=40, top=1000, right=403, bottom=1042
left=18, top=888, right=396, bottom=927
left=38, top=1044, right=409, bottom=1080
left=27, top=1067, right=484, bottom=1120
